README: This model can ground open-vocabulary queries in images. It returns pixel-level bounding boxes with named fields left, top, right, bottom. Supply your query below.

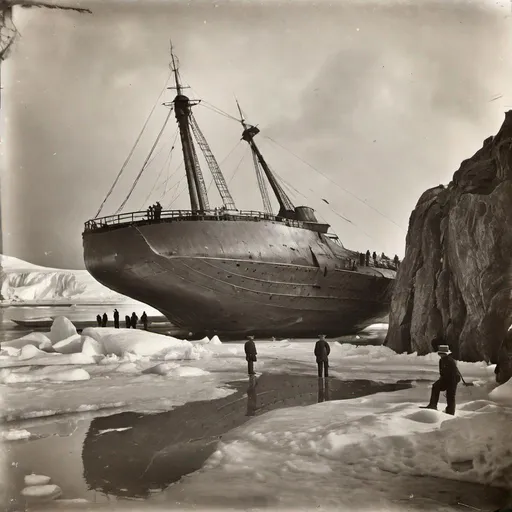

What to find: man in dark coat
left=113, top=309, right=120, bottom=329
left=314, top=334, right=331, bottom=378
left=421, top=344, right=461, bottom=415
left=101, top=313, right=108, bottom=327
left=96, top=314, right=102, bottom=327
left=125, top=315, right=131, bottom=329
left=244, top=335, right=257, bottom=375
left=141, top=311, right=148, bottom=330
left=130, top=312, right=138, bottom=329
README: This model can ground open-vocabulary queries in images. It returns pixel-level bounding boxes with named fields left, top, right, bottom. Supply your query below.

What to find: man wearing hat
left=314, top=334, right=331, bottom=378
left=421, top=343, right=461, bottom=415
left=244, top=335, right=257, bottom=375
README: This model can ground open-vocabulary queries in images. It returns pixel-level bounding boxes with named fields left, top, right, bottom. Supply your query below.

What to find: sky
left=2, top=0, right=512, bottom=269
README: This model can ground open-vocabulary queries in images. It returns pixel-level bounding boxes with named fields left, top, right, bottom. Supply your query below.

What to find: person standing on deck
left=113, top=309, right=120, bottom=329
left=314, top=334, right=331, bottom=378
left=96, top=315, right=102, bottom=327
left=101, top=313, right=108, bottom=327
left=125, top=315, right=131, bottom=329
left=420, top=344, right=461, bottom=415
left=130, top=312, right=138, bottom=329
left=372, top=251, right=377, bottom=265
left=141, top=312, right=148, bottom=330
left=154, top=202, right=162, bottom=221
left=244, top=335, right=257, bottom=375
left=365, top=250, right=370, bottom=266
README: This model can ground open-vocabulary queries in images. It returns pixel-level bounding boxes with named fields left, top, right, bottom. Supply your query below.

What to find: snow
left=0, top=254, right=156, bottom=306
left=488, top=377, right=512, bottom=406
left=0, top=428, right=31, bottom=441
left=53, top=334, right=83, bottom=354
left=49, top=316, right=77, bottom=342
left=21, top=484, right=62, bottom=500
left=163, top=388, right=512, bottom=509
left=0, top=367, right=90, bottom=383
left=24, top=474, right=51, bottom=486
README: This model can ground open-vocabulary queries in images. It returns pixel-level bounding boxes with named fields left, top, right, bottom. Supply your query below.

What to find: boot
left=419, top=404, right=437, bottom=410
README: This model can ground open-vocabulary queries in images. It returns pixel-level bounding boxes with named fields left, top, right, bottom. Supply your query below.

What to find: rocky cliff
left=385, top=111, right=512, bottom=366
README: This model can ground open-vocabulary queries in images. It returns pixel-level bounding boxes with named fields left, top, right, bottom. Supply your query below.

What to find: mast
left=169, top=44, right=209, bottom=212
left=236, top=102, right=295, bottom=218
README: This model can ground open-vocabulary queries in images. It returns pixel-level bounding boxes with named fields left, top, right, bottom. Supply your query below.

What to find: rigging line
left=139, top=136, right=176, bottom=210
left=154, top=159, right=184, bottom=198
left=168, top=178, right=189, bottom=208
left=93, top=69, right=172, bottom=218
left=115, top=107, right=174, bottom=214
left=228, top=151, right=248, bottom=186
left=199, top=102, right=239, bottom=123
left=264, top=135, right=407, bottom=233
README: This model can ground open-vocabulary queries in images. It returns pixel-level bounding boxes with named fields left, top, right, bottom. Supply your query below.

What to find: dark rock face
left=385, top=112, right=512, bottom=368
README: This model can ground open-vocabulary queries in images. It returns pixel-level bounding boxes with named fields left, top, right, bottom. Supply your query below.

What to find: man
left=130, top=312, right=139, bottom=329
left=421, top=344, right=461, bottom=415
left=244, top=335, right=257, bottom=375
left=314, top=334, right=331, bottom=378
left=113, top=309, right=120, bottom=329
left=101, top=312, right=108, bottom=328
left=96, top=314, right=102, bottom=327
left=141, top=311, right=148, bottom=331
left=125, top=315, right=131, bottom=329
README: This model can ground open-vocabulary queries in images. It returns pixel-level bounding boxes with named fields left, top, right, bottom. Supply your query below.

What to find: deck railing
left=83, top=209, right=308, bottom=232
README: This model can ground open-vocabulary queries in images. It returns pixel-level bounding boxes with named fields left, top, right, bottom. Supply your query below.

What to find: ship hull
left=83, top=219, right=394, bottom=337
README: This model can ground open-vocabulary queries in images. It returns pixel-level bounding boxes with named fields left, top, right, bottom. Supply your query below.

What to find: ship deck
left=84, top=209, right=330, bottom=235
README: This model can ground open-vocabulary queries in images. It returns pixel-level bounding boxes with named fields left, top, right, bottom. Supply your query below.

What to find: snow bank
left=0, top=254, right=132, bottom=303
left=0, top=367, right=90, bottom=383
left=489, top=377, right=512, bottom=406
left=21, top=484, right=62, bottom=501
left=168, top=390, right=512, bottom=507
left=25, top=474, right=51, bottom=486
left=2, top=332, right=52, bottom=351
left=82, top=327, right=214, bottom=361
left=0, top=428, right=31, bottom=441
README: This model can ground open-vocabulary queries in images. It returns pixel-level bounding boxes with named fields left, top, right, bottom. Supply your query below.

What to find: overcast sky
left=3, top=0, right=512, bottom=269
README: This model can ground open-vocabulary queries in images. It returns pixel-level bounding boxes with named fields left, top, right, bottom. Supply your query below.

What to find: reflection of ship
left=82, top=46, right=397, bottom=338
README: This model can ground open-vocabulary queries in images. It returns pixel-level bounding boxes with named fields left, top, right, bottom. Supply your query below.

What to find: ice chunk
left=2, top=332, right=53, bottom=351
left=1, top=429, right=31, bottom=441
left=49, top=368, right=90, bottom=382
left=19, top=344, right=47, bottom=360
left=24, top=474, right=51, bottom=486
left=81, top=336, right=104, bottom=356
left=210, top=335, right=222, bottom=345
left=21, top=484, right=62, bottom=501
left=0, top=367, right=90, bottom=383
left=49, top=316, right=77, bottom=343
left=489, top=378, right=512, bottom=406
left=53, top=334, right=83, bottom=354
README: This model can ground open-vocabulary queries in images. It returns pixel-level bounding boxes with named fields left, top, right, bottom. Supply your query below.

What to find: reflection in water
left=317, top=377, right=330, bottom=403
left=81, top=375, right=412, bottom=501
left=246, top=375, right=258, bottom=416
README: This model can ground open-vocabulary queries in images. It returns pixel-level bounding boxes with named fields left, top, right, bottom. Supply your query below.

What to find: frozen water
left=24, top=473, right=51, bottom=486
left=49, top=316, right=77, bottom=343
left=21, top=484, right=62, bottom=500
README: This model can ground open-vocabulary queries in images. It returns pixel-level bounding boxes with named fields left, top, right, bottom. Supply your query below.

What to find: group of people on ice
left=244, top=333, right=467, bottom=416
left=95, top=309, right=148, bottom=330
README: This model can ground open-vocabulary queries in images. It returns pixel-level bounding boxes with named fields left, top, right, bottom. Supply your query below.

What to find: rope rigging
left=94, top=70, right=172, bottom=218
left=263, top=135, right=407, bottom=233
left=139, top=127, right=179, bottom=209
left=115, top=106, right=174, bottom=214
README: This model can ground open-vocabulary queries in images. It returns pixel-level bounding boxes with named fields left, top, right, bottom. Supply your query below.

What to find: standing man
left=96, top=314, right=102, bottom=327
left=101, top=312, right=108, bottom=328
left=141, top=311, right=148, bottom=331
left=125, top=315, right=131, bottom=329
left=130, top=312, right=139, bottom=329
left=314, top=334, right=331, bottom=378
left=421, top=344, right=461, bottom=415
left=113, top=309, right=120, bottom=329
left=244, top=335, right=257, bottom=375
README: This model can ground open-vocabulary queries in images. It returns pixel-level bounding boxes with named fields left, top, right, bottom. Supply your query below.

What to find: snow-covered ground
left=0, top=254, right=145, bottom=305
left=1, top=317, right=511, bottom=511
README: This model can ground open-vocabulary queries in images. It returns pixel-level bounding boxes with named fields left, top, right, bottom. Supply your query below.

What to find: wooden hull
left=82, top=219, right=395, bottom=337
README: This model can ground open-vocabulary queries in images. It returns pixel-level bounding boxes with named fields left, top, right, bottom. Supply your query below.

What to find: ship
left=82, top=46, right=397, bottom=338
